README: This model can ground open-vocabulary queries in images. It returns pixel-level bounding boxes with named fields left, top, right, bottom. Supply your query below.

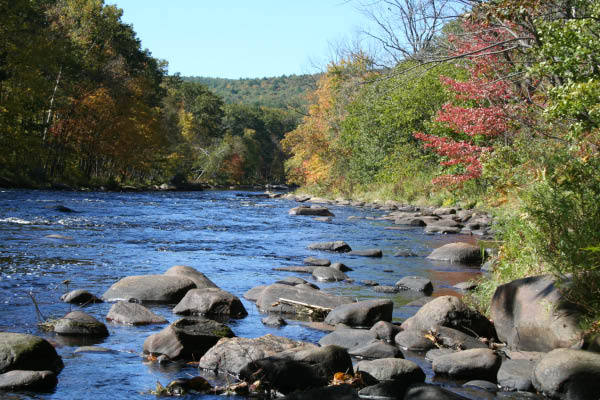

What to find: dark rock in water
left=262, top=316, right=287, bottom=327
left=427, top=242, right=483, bottom=264
left=106, top=301, right=167, bottom=325
left=243, top=285, right=266, bottom=301
left=274, top=345, right=353, bottom=379
left=395, top=330, right=435, bottom=351
left=463, top=380, right=498, bottom=392
left=282, top=384, right=359, bottom=400
left=425, top=348, right=456, bottom=363
left=497, top=359, right=535, bottom=392
left=102, top=274, right=197, bottom=303
left=256, top=283, right=352, bottom=314
left=358, top=380, right=412, bottom=400
left=319, top=328, right=376, bottom=350
left=394, top=249, right=418, bottom=257
left=395, top=276, right=433, bottom=294
left=490, top=275, right=584, bottom=352
left=289, top=206, right=334, bottom=217
left=331, top=262, right=352, bottom=272
left=370, top=321, right=402, bottom=343
left=432, top=348, right=500, bottom=381
left=400, top=295, right=494, bottom=339
left=324, top=299, right=393, bottom=327
left=312, top=266, right=349, bottom=282
left=532, top=348, right=600, bottom=400
left=394, top=217, right=426, bottom=227
left=143, top=318, right=234, bottom=361
left=303, top=257, right=331, bottom=266
left=348, top=340, right=403, bottom=359
left=60, top=289, right=103, bottom=304
left=355, top=358, right=425, bottom=383
left=173, top=288, right=247, bottom=318
left=404, top=383, right=470, bottom=399
left=427, top=326, right=488, bottom=350
left=163, top=265, right=219, bottom=289
left=53, top=311, right=109, bottom=337
left=374, top=285, right=401, bottom=293
left=239, top=358, right=327, bottom=394
left=0, top=332, right=63, bottom=374
left=361, top=280, right=379, bottom=286
left=53, top=205, right=75, bottom=213
left=308, top=241, right=352, bottom=253
left=347, top=249, right=383, bottom=257
left=199, top=334, right=310, bottom=374
left=454, top=281, right=477, bottom=291
left=424, top=226, right=461, bottom=234
left=0, top=370, right=57, bottom=391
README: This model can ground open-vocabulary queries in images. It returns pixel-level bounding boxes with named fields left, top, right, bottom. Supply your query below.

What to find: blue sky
left=106, top=1, right=371, bottom=79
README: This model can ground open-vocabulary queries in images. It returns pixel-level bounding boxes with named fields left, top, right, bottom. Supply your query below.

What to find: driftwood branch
left=271, top=298, right=333, bottom=312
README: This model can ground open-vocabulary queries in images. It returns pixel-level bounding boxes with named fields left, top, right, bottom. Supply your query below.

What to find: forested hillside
left=184, top=75, right=317, bottom=109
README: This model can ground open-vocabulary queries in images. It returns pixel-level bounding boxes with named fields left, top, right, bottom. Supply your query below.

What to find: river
left=0, top=189, right=502, bottom=399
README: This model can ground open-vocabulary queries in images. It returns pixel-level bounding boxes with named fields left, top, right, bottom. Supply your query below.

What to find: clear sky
left=106, top=1, right=371, bottom=79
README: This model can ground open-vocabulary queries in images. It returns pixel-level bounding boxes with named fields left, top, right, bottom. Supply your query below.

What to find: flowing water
left=0, top=189, right=519, bottom=399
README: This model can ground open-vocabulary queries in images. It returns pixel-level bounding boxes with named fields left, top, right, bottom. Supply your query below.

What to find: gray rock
left=313, top=216, right=332, bottom=222
left=532, top=348, right=600, bottom=400
left=348, top=340, right=402, bottom=359
left=276, top=276, right=312, bottom=286
left=262, top=316, right=287, bottom=327
left=282, top=384, right=359, bottom=400
left=490, top=275, right=584, bottom=351
left=60, top=289, right=103, bottom=304
left=290, top=206, right=334, bottom=216
left=0, top=333, right=63, bottom=374
left=347, top=249, right=383, bottom=257
left=427, top=326, right=488, bottom=350
left=426, top=219, right=462, bottom=228
left=424, top=226, right=461, bottom=234
left=395, top=276, right=433, bottom=294
left=358, top=380, right=410, bottom=399
left=497, top=359, right=535, bottom=392
left=362, top=280, right=379, bottom=286
left=172, top=288, right=247, bottom=318
left=143, top=318, right=234, bottom=361
left=274, top=345, right=353, bottom=378
left=394, top=249, right=419, bottom=257
left=319, top=328, right=376, bottom=350
left=432, top=348, right=500, bottom=381
left=433, top=207, right=457, bottom=216
left=324, top=299, right=393, bottom=327
left=163, top=265, right=218, bottom=289
left=308, top=241, right=352, bottom=253
left=74, top=346, right=113, bottom=353
left=102, top=275, right=197, bottom=303
left=427, top=242, right=483, bottom=264
left=53, top=311, right=109, bottom=336
left=312, top=267, right=349, bottom=282
left=304, top=257, right=331, bottom=266
left=106, top=301, right=168, bottom=325
left=331, top=262, right=352, bottom=272
left=199, top=334, right=310, bottom=374
left=394, top=217, right=426, bottom=227
left=394, top=330, right=435, bottom=351
left=370, top=321, right=402, bottom=343
left=454, top=281, right=477, bottom=291
left=256, top=283, right=352, bottom=315
left=243, top=285, right=266, bottom=301
left=374, top=286, right=401, bottom=293
left=403, top=383, right=469, bottom=399
left=355, top=358, right=425, bottom=382
left=425, top=348, right=456, bottom=362
left=0, top=370, right=57, bottom=391
left=273, top=265, right=317, bottom=274
left=463, top=380, right=498, bottom=392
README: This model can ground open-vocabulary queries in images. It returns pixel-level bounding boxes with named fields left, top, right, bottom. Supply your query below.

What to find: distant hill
left=183, top=74, right=318, bottom=110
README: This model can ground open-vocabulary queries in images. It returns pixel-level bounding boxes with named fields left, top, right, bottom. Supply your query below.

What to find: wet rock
left=361, top=280, right=379, bottom=286
left=106, top=301, right=168, bottom=325
left=331, top=262, right=352, bottom=272
left=463, top=380, right=497, bottom=392
left=262, top=316, right=287, bottom=327
left=273, top=265, right=317, bottom=274
left=53, top=205, right=75, bottom=213
left=355, top=358, right=425, bottom=383
left=163, top=265, right=219, bottom=289
left=289, top=206, right=334, bottom=217
left=239, top=358, right=326, bottom=394
left=308, top=241, right=352, bottom=253
left=432, top=348, right=500, bottom=381
left=347, top=249, right=383, bottom=258
left=0, top=370, right=57, bottom=391
left=427, top=242, right=484, bottom=264
left=490, top=275, right=584, bottom=352
left=281, top=384, right=359, bottom=400
left=497, top=359, right=535, bottom=392
left=102, top=275, right=196, bottom=303
left=143, top=318, right=234, bottom=361
left=303, top=257, right=330, bottom=266
left=60, top=289, right=103, bottom=304
left=394, top=217, right=426, bottom=227
left=425, top=348, right=456, bottom=362
left=243, top=285, right=266, bottom=301
left=433, top=207, right=457, bottom=216
left=256, top=283, right=352, bottom=314
left=324, top=299, right=393, bottom=327
left=276, top=276, right=314, bottom=287
left=454, top=281, right=477, bottom=291
left=394, top=330, right=435, bottom=351
left=374, top=285, right=401, bottom=293
left=370, top=321, right=402, bottom=343
left=394, top=249, right=418, bottom=257
left=0, top=333, right=63, bottom=374
left=199, top=334, right=310, bottom=374
left=274, top=345, right=353, bottom=378
left=404, top=383, right=470, bottom=400
left=74, top=346, right=113, bottom=353
left=312, top=266, right=349, bottom=282
left=348, top=340, right=403, bottom=359
left=401, top=295, right=494, bottom=338
left=319, top=328, right=376, bottom=350
left=532, top=348, right=600, bottom=400
left=395, top=276, right=433, bottom=294
left=173, top=288, right=247, bottom=318
left=426, top=219, right=462, bottom=228
left=53, top=311, right=109, bottom=337
left=424, top=226, right=461, bottom=234
left=427, top=326, right=488, bottom=350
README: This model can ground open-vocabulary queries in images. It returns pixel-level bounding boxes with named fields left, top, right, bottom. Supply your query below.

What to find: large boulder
left=106, top=301, right=167, bottom=325
left=432, top=348, right=500, bottom=381
left=102, top=275, right=196, bottom=303
left=319, top=328, right=376, bottom=350
left=60, top=289, right=103, bottom=304
left=324, top=299, right=393, bottom=327
left=401, top=295, right=494, bottom=338
left=289, top=206, right=334, bottom=217
left=172, top=288, right=247, bottom=318
left=143, top=318, right=234, bottom=361
left=312, top=267, right=349, bottom=282
left=0, top=333, right=63, bottom=374
left=163, top=265, right=218, bottom=289
left=0, top=370, right=57, bottom=391
left=532, top=349, right=600, bottom=400
left=53, top=311, right=109, bottom=336
left=239, top=358, right=327, bottom=395
left=308, top=241, right=352, bottom=253
left=199, top=335, right=311, bottom=374
left=355, top=358, right=425, bottom=383
left=256, top=283, right=352, bottom=315
left=490, top=275, right=584, bottom=351
left=427, top=242, right=483, bottom=264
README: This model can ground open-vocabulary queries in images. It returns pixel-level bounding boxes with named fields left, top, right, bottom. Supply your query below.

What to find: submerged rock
left=106, top=301, right=167, bottom=325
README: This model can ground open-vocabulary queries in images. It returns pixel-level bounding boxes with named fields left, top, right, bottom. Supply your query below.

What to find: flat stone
left=0, top=370, right=57, bottom=391
left=362, top=280, right=379, bottom=286
left=394, top=250, right=418, bottom=257
left=256, top=283, right=352, bottom=315
left=347, top=249, right=383, bottom=257
left=374, top=286, right=400, bottom=293
left=425, top=348, right=456, bottom=362
left=424, top=226, right=461, bottom=234
left=319, top=328, right=376, bottom=350
left=74, top=346, right=113, bottom=353
left=394, top=330, right=435, bottom=351
left=262, top=316, right=287, bottom=327
left=243, top=285, right=266, bottom=301
left=395, top=276, right=433, bottom=294
left=432, top=348, right=500, bottom=381
left=106, top=301, right=167, bottom=325
left=497, top=359, right=535, bottom=392
left=331, top=262, right=352, bottom=272
left=355, top=358, right=425, bottom=382
left=308, top=241, right=352, bottom=253
left=304, top=257, right=331, bottom=266
left=404, top=383, right=470, bottom=399
left=463, top=380, right=498, bottom=392
left=172, top=288, right=247, bottom=318
left=312, top=266, right=349, bottom=282
left=289, top=206, right=334, bottom=216
left=454, top=281, right=477, bottom=291
left=348, top=340, right=403, bottom=359
left=358, top=381, right=410, bottom=400
left=102, top=274, right=196, bottom=303
left=324, top=299, right=393, bottom=327
left=273, top=266, right=317, bottom=274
